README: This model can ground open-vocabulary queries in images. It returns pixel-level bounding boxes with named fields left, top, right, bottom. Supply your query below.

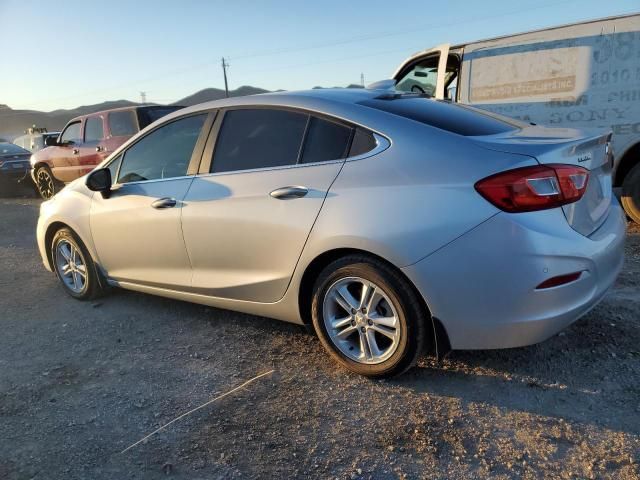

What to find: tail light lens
left=475, top=164, right=589, bottom=213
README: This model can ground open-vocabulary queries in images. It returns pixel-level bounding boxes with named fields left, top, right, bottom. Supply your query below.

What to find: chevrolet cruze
left=36, top=88, right=626, bottom=377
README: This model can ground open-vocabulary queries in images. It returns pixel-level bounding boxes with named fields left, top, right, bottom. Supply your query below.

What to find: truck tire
left=34, top=165, right=58, bottom=200
left=621, top=162, right=640, bottom=224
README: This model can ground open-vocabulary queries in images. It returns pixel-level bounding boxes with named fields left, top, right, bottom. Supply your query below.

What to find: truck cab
left=393, top=14, right=640, bottom=223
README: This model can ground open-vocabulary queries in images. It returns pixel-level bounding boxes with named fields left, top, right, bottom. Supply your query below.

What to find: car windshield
left=0, top=143, right=30, bottom=156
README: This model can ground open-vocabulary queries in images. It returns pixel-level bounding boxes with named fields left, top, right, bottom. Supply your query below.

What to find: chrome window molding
left=194, top=133, right=391, bottom=179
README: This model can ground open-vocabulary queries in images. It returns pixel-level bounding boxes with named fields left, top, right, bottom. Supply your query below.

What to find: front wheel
left=311, top=255, right=427, bottom=378
left=621, top=162, right=640, bottom=224
left=51, top=228, right=105, bottom=300
left=34, top=165, right=58, bottom=200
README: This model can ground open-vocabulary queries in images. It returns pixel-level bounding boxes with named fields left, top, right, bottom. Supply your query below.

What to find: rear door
left=181, top=107, right=353, bottom=302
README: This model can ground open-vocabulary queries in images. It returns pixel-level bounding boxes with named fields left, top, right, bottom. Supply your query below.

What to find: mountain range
left=0, top=86, right=269, bottom=141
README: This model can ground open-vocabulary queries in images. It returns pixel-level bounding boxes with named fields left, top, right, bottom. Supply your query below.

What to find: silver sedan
left=36, top=88, right=626, bottom=377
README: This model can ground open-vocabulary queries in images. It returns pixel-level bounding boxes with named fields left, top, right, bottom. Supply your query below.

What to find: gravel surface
left=0, top=197, right=638, bottom=480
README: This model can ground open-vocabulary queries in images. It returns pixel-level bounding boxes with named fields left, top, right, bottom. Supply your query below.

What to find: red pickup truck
left=31, top=105, right=183, bottom=198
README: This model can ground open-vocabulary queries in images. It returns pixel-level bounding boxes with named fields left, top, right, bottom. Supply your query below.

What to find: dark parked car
left=0, top=143, right=32, bottom=195
left=30, top=105, right=184, bottom=198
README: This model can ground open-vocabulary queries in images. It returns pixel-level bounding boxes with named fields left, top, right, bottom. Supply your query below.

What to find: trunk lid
left=471, top=125, right=613, bottom=236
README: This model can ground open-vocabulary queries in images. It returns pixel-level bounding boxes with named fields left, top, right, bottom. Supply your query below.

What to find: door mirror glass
left=86, top=168, right=112, bottom=195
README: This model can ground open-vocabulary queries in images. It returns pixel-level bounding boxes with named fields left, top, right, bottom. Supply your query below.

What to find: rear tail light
left=474, top=164, right=589, bottom=213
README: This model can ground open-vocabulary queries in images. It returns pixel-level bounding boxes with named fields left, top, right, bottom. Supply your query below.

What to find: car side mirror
left=44, top=137, right=59, bottom=147
left=86, top=168, right=112, bottom=198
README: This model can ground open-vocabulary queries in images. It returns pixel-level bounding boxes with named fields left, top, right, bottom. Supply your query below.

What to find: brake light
left=474, top=164, right=589, bottom=213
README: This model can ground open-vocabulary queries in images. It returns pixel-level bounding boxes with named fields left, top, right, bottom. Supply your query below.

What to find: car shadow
left=390, top=305, right=640, bottom=435
left=101, top=284, right=639, bottom=436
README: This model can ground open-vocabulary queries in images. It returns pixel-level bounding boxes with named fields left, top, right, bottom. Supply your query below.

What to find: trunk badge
left=577, top=152, right=592, bottom=163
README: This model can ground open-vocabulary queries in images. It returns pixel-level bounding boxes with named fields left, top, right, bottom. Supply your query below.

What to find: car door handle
left=72, top=148, right=79, bottom=154
left=95, top=146, right=104, bottom=152
left=151, top=197, right=177, bottom=209
left=269, top=186, right=309, bottom=200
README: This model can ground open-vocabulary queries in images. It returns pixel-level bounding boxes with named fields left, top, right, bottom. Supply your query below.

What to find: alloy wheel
left=37, top=169, right=54, bottom=199
left=54, top=239, right=88, bottom=294
left=322, top=276, right=401, bottom=364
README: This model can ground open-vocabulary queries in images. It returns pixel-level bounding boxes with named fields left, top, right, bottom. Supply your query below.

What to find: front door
left=50, top=120, right=83, bottom=182
left=90, top=113, right=210, bottom=288
left=181, top=108, right=354, bottom=303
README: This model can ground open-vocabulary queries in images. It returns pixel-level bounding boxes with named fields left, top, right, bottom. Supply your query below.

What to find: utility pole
left=360, top=73, right=365, bottom=87
left=221, top=57, right=230, bottom=98
left=140, top=91, right=147, bottom=104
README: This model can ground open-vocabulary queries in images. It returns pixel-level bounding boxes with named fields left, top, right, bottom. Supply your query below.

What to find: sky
left=0, top=0, right=638, bottom=111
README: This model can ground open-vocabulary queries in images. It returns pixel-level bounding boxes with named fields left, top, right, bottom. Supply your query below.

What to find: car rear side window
left=211, top=109, right=308, bottom=173
left=349, top=128, right=377, bottom=157
left=117, top=114, right=206, bottom=184
left=358, top=97, right=519, bottom=136
left=300, top=117, right=352, bottom=164
left=108, top=111, right=138, bottom=137
left=84, top=117, right=104, bottom=142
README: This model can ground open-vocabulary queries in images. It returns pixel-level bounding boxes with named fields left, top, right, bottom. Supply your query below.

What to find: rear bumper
left=402, top=200, right=626, bottom=350
left=0, top=167, right=31, bottom=183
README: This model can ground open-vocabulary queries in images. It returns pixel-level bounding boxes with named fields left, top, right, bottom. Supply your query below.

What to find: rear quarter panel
left=301, top=115, right=538, bottom=268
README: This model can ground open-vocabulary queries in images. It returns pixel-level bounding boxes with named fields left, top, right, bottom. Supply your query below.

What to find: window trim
left=103, top=111, right=216, bottom=187
left=198, top=105, right=389, bottom=176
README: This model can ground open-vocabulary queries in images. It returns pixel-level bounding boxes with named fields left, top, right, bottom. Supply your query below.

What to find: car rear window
left=138, top=106, right=184, bottom=129
left=358, top=96, right=520, bottom=136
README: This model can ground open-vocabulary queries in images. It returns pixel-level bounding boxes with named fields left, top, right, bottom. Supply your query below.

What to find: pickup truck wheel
left=35, top=165, right=57, bottom=200
left=621, top=162, right=640, bottom=224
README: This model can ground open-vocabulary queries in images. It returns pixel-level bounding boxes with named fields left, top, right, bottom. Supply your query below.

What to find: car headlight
left=30, top=155, right=36, bottom=166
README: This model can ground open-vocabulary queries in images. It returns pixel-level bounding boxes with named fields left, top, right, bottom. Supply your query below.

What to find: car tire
left=34, top=165, right=58, bottom=200
left=51, top=228, right=106, bottom=300
left=621, top=162, right=640, bottom=225
left=311, top=255, right=427, bottom=378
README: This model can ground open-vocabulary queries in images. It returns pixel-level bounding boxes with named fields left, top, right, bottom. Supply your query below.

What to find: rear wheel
left=35, top=165, right=58, bottom=199
left=51, top=228, right=105, bottom=300
left=311, top=255, right=426, bottom=378
left=621, top=162, right=640, bottom=224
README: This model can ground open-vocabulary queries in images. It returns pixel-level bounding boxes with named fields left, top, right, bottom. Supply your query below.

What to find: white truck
left=393, top=13, right=640, bottom=223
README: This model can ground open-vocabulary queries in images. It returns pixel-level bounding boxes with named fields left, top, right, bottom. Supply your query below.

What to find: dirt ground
left=0, top=196, right=638, bottom=480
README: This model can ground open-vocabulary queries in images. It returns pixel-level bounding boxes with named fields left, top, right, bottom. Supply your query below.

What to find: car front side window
left=117, top=114, right=207, bottom=184
left=59, top=122, right=82, bottom=145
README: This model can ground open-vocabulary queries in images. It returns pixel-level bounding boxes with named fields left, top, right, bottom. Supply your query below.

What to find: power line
left=3, top=0, right=594, bottom=111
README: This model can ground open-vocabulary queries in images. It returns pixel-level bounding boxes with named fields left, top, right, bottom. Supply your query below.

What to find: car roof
left=159, top=88, right=406, bottom=125
left=68, top=104, right=184, bottom=123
